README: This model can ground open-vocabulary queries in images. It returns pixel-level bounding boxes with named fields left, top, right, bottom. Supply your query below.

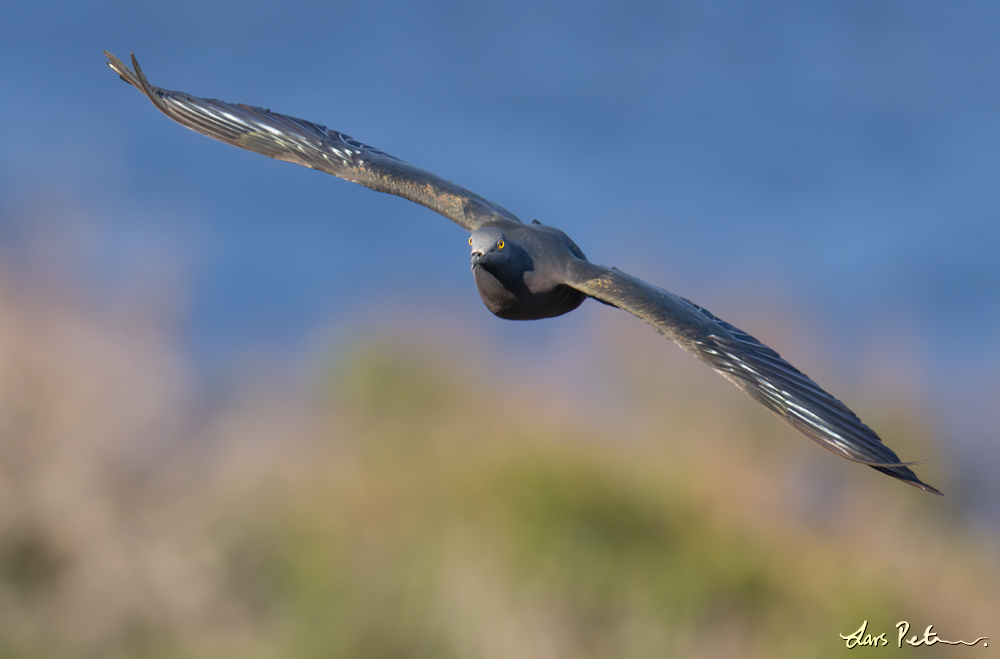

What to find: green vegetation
left=0, top=276, right=995, bottom=659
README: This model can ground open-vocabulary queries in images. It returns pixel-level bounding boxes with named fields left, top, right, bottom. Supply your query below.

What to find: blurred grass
left=0, top=266, right=997, bottom=659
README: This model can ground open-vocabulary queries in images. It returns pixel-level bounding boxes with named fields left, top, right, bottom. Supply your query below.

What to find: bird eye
left=469, top=237, right=473, bottom=246
left=498, top=240, right=505, bottom=249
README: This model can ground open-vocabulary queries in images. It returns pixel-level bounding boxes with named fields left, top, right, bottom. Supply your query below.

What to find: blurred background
left=1, top=0, right=998, bottom=656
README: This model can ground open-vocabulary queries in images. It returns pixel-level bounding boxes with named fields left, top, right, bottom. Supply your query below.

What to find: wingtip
left=129, top=52, right=151, bottom=90
left=916, top=481, right=944, bottom=496
left=880, top=465, right=943, bottom=496
left=104, top=50, right=137, bottom=87
left=104, top=50, right=168, bottom=114
left=103, top=49, right=122, bottom=72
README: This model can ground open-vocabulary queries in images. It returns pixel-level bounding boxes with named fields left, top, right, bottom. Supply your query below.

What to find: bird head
left=469, top=227, right=509, bottom=270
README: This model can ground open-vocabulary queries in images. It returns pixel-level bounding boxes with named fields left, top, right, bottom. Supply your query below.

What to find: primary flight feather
left=105, top=51, right=941, bottom=495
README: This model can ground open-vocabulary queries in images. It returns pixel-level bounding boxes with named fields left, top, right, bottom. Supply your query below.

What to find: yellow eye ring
left=469, top=236, right=473, bottom=245
left=498, top=240, right=505, bottom=249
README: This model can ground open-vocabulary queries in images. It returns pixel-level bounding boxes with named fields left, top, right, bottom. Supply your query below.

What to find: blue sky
left=2, top=1, right=999, bottom=510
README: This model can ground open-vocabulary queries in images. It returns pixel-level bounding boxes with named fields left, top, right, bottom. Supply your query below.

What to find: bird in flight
left=104, top=51, right=941, bottom=495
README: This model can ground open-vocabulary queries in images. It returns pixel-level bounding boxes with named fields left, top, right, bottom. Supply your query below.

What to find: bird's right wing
left=104, top=51, right=520, bottom=232
left=565, top=259, right=941, bottom=495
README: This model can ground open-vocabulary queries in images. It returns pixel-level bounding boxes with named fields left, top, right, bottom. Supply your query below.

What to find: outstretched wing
left=104, top=51, right=519, bottom=232
left=566, top=260, right=941, bottom=495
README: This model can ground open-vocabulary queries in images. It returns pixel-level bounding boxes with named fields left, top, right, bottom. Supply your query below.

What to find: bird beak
left=470, top=250, right=483, bottom=268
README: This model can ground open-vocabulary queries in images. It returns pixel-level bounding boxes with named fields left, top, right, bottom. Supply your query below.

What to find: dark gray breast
left=473, top=265, right=586, bottom=320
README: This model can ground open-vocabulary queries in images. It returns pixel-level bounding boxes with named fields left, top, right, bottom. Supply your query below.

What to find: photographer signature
left=840, top=620, right=989, bottom=648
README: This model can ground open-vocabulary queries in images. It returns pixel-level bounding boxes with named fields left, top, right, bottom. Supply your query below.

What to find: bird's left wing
left=565, top=260, right=941, bottom=495
left=104, top=51, right=519, bottom=232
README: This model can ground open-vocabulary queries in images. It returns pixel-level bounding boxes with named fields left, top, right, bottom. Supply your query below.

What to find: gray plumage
left=104, top=51, right=942, bottom=496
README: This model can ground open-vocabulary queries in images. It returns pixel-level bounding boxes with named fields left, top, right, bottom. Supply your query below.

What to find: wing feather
left=104, top=51, right=519, bottom=232
left=566, top=260, right=941, bottom=495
